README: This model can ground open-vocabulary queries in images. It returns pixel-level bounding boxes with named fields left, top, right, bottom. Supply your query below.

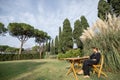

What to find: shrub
left=80, top=14, right=120, bottom=72
left=57, top=49, right=81, bottom=59
left=57, top=53, right=65, bottom=59
left=0, top=53, right=40, bottom=61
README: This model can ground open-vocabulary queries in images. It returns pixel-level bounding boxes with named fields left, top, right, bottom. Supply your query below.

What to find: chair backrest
left=98, top=55, right=104, bottom=77
left=93, top=54, right=107, bottom=78
left=100, top=55, right=104, bottom=67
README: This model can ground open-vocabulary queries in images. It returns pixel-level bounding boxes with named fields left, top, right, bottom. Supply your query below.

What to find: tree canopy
left=80, top=16, right=89, bottom=29
left=34, top=29, right=51, bottom=58
left=73, top=20, right=83, bottom=49
left=8, top=22, right=34, bottom=54
left=62, top=18, right=73, bottom=52
left=55, top=36, right=59, bottom=54
left=98, top=0, right=110, bottom=20
left=98, top=0, right=120, bottom=20
left=0, top=22, right=7, bottom=36
left=108, top=0, right=120, bottom=16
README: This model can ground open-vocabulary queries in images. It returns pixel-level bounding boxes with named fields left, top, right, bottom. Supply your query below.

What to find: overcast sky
left=0, top=0, right=99, bottom=48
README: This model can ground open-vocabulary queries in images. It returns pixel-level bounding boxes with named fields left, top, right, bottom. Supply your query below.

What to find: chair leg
left=100, top=71, right=108, bottom=77
left=66, top=68, right=72, bottom=75
left=93, top=68, right=107, bottom=78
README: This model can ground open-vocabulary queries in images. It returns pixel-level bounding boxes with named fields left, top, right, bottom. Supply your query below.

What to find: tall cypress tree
left=50, top=40, right=55, bottom=55
left=73, top=20, right=83, bottom=49
left=98, top=0, right=120, bottom=20
left=45, top=40, right=50, bottom=52
left=59, top=27, right=62, bottom=39
left=81, top=16, right=89, bottom=29
left=62, top=18, right=73, bottom=52
left=55, top=36, right=59, bottom=54
left=58, top=27, right=62, bottom=53
left=98, top=0, right=111, bottom=20
left=108, top=0, right=120, bottom=16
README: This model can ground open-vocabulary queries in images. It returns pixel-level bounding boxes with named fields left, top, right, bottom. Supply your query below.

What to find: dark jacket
left=90, top=52, right=101, bottom=64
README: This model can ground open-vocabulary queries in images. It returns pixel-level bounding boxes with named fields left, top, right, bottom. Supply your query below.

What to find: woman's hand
left=92, top=59, right=96, bottom=61
left=83, top=56, right=89, bottom=58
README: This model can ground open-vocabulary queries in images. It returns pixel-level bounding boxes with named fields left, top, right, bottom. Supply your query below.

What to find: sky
left=0, top=0, right=99, bottom=49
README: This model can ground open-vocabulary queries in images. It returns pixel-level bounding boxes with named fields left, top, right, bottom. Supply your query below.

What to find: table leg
left=66, top=66, right=72, bottom=75
left=66, top=61, right=78, bottom=80
left=71, top=62, right=78, bottom=80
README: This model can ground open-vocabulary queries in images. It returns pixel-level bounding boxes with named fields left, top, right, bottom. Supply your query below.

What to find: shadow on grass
left=36, top=76, right=51, bottom=80
left=0, top=61, right=47, bottom=80
left=77, top=72, right=120, bottom=80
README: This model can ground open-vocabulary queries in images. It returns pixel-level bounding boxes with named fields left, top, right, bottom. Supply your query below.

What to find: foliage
left=73, top=20, right=83, bottom=49
left=50, top=40, right=55, bottom=55
left=0, top=22, right=7, bottom=36
left=45, top=41, right=50, bottom=52
left=80, top=14, right=120, bottom=72
left=32, top=45, right=39, bottom=52
left=8, top=23, right=34, bottom=38
left=108, top=0, right=120, bottom=16
left=0, top=45, right=9, bottom=53
left=98, top=0, right=120, bottom=20
left=0, top=53, right=40, bottom=61
left=34, top=29, right=50, bottom=59
left=58, top=27, right=63, bottom=53
left=98, top=0, right=110, bottom=20
left=8, top=23, right=34, bottom=54
left=34, top=29, right=49, bottom=44
left=55, top=36, right=59, bottom=54
left=0, top=45, right=20, bottom=54
left=5, top=47, right=19, bottom=54
left=57, top=49, right=81, bottom=59
left=56, top=16, right=89, bottom=53
left=62, top=18, right=73, bottom=52
left=80, top=16, right=89, bottom=29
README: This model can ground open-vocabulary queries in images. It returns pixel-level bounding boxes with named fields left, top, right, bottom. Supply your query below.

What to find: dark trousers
left=82, top=59, right=97, bottom=76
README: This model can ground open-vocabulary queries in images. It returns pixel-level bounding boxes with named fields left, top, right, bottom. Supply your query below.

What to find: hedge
left=0, top=53, right=40, bottom=61
left=57, top=49, right=82, bottom=59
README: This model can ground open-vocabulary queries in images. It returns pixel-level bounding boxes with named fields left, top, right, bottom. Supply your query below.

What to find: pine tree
left=62, top=18, right=73, bottom=52
left=73, top=20, right=83, bottom=49
left=81, top=16, right=89, bottom=29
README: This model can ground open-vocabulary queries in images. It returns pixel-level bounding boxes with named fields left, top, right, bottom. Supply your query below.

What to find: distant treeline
left=0, top=53, right=40, bottom=61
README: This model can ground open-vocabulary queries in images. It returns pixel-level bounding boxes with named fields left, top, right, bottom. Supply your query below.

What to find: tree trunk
left=39, top=43, right=42, bottom=59
left=19, top=40, right=24, bottom=54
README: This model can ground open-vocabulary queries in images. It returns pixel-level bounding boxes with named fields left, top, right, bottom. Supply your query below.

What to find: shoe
left=84, top=75, right=90, bottom=78
left=77, top=70, right=83, bottom=74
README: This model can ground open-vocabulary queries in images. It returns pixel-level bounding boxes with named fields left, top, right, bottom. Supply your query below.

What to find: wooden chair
left=92, top=55, right=107, bottom=78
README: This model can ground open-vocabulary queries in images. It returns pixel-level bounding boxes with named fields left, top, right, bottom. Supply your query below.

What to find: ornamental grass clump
left=80, top=14, right=120, bottom=72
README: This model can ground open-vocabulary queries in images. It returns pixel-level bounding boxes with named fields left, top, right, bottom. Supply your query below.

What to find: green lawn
left=0, top=59, right=120, bottom=80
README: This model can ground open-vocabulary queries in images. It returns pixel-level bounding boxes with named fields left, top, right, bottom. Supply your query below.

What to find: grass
left=0, top=59, right=120, bottom=80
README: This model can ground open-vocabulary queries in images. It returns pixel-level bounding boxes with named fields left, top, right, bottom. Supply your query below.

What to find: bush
left=57, top=53, right=65, bottom=59
left=0, top=53, right=40, bottom=61
left=57, top=49, right=81, bottom=59
left=81, top=14, right=120, bottom=72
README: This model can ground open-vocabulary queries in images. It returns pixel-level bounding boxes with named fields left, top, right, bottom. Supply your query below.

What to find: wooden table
left=64, top=57, right=89, bottom=80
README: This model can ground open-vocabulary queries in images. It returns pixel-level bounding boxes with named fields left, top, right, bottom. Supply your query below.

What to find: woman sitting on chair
left=78, top=47, right=101, bottom=78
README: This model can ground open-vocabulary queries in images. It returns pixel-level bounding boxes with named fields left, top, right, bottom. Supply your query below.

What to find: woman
left=78, top=47, right=101, bottom=78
